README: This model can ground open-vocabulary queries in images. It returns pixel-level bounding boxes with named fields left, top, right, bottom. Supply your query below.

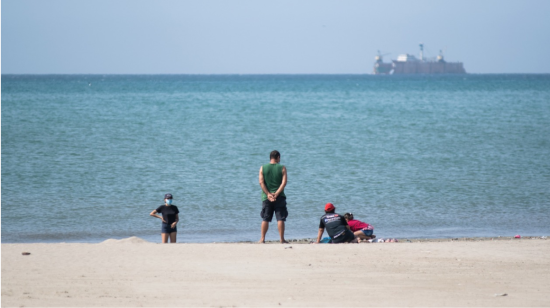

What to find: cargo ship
left=373, top=44, right=466, bottom=75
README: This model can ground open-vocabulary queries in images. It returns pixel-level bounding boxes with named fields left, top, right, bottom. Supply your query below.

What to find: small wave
left=100, top=236, right=152, bottom=244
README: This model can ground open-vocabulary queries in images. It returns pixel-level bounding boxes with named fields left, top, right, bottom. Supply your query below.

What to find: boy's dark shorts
left=331, top=229, right=355, bottom=244
left=261, top=197, right=288, bottom=222
left=362, top=229, right=374, bottom=236
left=161, top=223, right=177, bottom=234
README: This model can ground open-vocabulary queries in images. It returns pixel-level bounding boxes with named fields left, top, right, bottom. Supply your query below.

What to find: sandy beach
left=2, top=237, right=549, bottom=307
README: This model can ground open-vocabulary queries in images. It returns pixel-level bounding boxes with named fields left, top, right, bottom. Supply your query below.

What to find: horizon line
left=3, top=73, right=550, bottom=76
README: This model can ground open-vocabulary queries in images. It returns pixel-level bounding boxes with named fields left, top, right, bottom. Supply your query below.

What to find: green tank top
left=261, top=163, right=286, bottom=201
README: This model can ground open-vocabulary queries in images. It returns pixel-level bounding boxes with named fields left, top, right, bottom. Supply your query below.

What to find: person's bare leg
left=277, top=221, right=289, bottom=244
left=345, top=235, right=360, bottom=244
left=259, top=221, right=269, bottom=243
left=161, top=233, right=169, bottom=243
left=169, top=232, right=177, bottom=243
left=354, top=231, right=373, bottom=242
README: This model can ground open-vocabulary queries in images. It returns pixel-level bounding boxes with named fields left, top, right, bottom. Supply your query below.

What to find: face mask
left=166, top=199, right=173, bottom=205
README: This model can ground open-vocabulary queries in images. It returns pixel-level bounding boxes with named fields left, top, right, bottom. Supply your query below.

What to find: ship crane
left=437, top=49, right=445, bottom=62
left=375, top=50, right=391, bottom=62
left=437, top=47, right=448, bottom=62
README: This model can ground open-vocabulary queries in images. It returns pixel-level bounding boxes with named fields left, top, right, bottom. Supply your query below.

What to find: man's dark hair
left=325, top=209, right=335, bottom=214
left=270, top=150, right=280, bottom=160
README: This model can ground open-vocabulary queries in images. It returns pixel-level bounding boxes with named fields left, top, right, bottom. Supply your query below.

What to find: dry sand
left=2, top=237, right=549, bottom=307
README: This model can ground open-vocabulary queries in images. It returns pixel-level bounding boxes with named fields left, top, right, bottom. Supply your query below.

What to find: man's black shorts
left=261, top=196, right=288, bottom=222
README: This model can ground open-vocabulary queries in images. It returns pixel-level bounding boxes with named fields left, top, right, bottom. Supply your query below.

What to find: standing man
left=259, top=150, right=288, bottom=244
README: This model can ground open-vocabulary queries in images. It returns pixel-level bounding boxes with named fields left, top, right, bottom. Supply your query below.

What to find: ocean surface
left=2, top=74, right=550, bottom=243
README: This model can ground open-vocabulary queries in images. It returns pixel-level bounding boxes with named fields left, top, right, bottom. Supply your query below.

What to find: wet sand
left=2, top=237, right=549, bottom=307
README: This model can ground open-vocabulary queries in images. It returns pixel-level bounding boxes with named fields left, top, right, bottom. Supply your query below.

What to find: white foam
left=100, top=236, right=151, bottom=244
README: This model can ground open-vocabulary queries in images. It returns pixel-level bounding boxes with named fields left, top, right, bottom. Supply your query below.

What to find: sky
left=2, top=0, right=550, bottom=74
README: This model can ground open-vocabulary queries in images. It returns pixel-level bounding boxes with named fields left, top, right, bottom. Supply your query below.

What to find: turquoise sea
left=2, top=74, right=550, bottom=243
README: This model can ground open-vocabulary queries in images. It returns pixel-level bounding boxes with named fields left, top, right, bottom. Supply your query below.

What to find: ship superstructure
left=373, top=44, right=466, bottom=75
left=373, top=50, right=393, bottom=75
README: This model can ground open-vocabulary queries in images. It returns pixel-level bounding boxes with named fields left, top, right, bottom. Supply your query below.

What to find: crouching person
left=344, top=212, right=375, bottom=243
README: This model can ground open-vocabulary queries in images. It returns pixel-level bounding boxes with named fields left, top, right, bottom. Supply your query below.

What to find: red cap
left=325, top=203, right=335, bottom=212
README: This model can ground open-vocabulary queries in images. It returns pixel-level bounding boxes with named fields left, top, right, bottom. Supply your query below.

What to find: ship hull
left=373, top=62, right=393, bottom=74
left=392, top=61, right=466, bottom=74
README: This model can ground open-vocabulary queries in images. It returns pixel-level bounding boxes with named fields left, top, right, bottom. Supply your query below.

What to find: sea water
left=2, top=74, right=550, bottom=243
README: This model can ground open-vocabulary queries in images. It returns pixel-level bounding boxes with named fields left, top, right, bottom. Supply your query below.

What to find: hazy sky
left=2, top=0, right=550, bottom=74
